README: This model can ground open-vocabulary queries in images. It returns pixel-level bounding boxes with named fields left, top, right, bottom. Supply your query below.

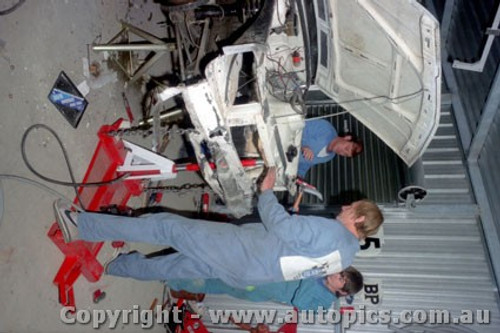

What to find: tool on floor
left=340, top=306, right=355, bottom=314
left=92, top=289, right=106, bottom=303
left=140, top=298, right=159, bottom=326
left=195, top=192, right=210, bottom=215
left=48, top=71, right=89, bottom=128
left=147, top=191, right=163, bottom=206
left=165, top=299, right=210, bottom=333
left=201, top=193, right=209, bottom=214
left=121, top=92, right=134, bottom=123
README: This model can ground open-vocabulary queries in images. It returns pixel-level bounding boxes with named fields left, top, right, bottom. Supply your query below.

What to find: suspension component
left=159, top=0, right=209, bottom=12
left=192, top=0, right=262, bottom=22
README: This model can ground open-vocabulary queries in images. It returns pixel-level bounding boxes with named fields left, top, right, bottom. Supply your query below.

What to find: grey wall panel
left=343, top=210, right=500, bottom=333
left=478, top=104, right=500, bottom=256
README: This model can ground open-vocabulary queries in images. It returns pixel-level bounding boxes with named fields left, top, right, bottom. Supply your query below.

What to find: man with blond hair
left=53, top=168, right=383, bottom=289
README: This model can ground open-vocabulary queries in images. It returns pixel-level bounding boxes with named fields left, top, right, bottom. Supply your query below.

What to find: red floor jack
left=48, top=119, right=144, bottom=310
left=165, top=298, right=210, bottom=333
left=47, top=119, right=263, bottom=310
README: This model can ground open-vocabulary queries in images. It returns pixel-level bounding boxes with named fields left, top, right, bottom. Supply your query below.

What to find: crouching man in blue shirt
left=298, top=119, right=363, bottom=178
left=166, top=266, right=362, bottom=311
left=53, top=168, right=383, bottom=289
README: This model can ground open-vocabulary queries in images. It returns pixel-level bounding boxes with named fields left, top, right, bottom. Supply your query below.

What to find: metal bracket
left=398, top=185, right=427, bottom=210
left=452, top=4, right=500, bottom=72
left=117, top=140, right=177, bottom=180
left=486, top=28, right=500, bottom=36
left=92, top=21, right=176, bottom=84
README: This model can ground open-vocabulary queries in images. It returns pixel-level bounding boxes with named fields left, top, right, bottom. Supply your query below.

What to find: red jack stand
left=47, top=119, right=143, bottom=310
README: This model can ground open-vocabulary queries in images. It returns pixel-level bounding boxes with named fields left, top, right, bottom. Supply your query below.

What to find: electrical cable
left=22, top=124, right=85, bottom=207
left=21, top=124, right=128, bottom=189
left=306, top=89, right=426, bottom=121
left=289, top=89, right=306, bottom=116
left=0, top=175, right=84, bottom=213
left=0, top=124, right=130, bottom=225
left=0, top=180, right=4, bottom=226
left=0, top=0, right=26, bottom=16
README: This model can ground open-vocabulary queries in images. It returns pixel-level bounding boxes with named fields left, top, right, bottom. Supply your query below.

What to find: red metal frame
left=47, top=119, right=143, bottom=309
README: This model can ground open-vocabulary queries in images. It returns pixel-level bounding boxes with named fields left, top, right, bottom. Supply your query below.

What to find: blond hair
left=354, top=199, right=383, bottom=239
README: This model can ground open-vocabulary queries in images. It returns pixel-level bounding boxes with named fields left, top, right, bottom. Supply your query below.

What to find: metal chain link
left=107, top=125, right=198, bottom=138
left=145, top=183, right=207, bottom=192
left=107, top=122, right=204, bottom=193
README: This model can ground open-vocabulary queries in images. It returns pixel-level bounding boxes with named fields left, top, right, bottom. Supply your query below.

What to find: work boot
left=53, top=199, right=79, bottom=243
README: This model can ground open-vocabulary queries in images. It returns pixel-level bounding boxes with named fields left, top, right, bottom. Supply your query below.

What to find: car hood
left=314, top=0, right=441, bottom=166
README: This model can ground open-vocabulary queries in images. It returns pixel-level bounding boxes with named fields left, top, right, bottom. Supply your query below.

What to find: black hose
left=21, top=124, right=129, bottom=210
left=0, top=0, right=26, bottom=16
left=0, top=180, right=4, bottom=225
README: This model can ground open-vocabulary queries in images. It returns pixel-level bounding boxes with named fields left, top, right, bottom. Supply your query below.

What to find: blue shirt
left=298, top=119, right=338, bottom=177
left=167, top=277, right=338, bottom=311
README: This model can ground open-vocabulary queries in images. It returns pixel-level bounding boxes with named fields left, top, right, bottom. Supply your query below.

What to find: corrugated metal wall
left=344, top=208, right=500, bottom=333
left=302, top=103, right=408, bottom=207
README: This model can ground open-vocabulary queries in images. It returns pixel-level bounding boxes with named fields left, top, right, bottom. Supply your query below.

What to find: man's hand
left=301, top=146, right=314, bottom=160
left=260, top=167, right=276, bottom=192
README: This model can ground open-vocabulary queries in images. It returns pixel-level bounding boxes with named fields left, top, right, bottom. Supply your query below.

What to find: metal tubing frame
left=452, top=2, right=500, bottom=72
left=91, top=21, right=175, bottom=83
left=92, top=44, right=173, bottom=52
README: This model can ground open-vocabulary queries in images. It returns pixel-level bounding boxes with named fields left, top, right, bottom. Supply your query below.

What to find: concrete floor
left=0, top=1, right=202, bottom=332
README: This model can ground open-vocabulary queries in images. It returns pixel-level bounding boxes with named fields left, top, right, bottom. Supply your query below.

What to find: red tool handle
left=122, top=92, right=134, bottom=123
left=173, top=159, right=263, bottom=172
